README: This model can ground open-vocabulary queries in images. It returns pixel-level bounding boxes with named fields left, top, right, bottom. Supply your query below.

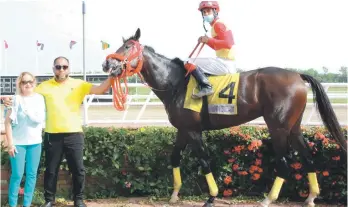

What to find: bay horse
left=102, top=28, right=347, bottom=207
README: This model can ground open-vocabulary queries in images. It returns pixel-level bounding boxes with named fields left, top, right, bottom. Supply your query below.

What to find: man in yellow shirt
left=4, top=56, right=112, bottom=207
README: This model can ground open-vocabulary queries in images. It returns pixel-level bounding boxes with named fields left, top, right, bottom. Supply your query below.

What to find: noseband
left=106, top=40, right=144, bottom=77
left=105, top=40, right=144, bottom=111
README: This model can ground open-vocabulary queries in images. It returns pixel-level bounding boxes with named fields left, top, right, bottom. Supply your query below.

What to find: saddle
left=183, top=73, right=240, bottom=115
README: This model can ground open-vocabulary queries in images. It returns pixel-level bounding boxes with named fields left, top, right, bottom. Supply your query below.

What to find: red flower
left=299, top=191, right=309, bottom=198
left=238, top=171, right=248, bottom=176
left=223, top=189, right=233, bottom=197
left=252, top=173, right=261, bottom=180
left=295, top=174, right=302, bottom=180
left=224, top=176, right=232, bottom=185
left=322, top=138, right=329, bottom=146
left=232, top=164, right=239, bottom=171
left=18, top=187, right=24, bottom=195
left=228, top=158, right=235, bottom=163
left=322, top=171, right=329, bottom=176
left=232, top=145, right=244, bottom=154
left=314, top=132, right=325, bottom=140
left=247, top=140, right=262, bottom=151
left=290, top=162, right=302, bottom=170
left=249, top=165, right=259, bottom=174
left=332, top=156, right=340, bottom=161
left=230, top=126, right=240, bottom=135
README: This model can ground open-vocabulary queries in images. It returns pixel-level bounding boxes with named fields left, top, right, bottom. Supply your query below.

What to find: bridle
left=105, top=40, right=205, bottom=111
left=105, top=40, right=144, bottom=111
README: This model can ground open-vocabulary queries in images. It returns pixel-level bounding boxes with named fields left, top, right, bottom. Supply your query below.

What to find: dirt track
left=57, top=197, right=338, bottom=207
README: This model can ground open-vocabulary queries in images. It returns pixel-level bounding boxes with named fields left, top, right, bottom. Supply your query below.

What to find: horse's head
left=102, top=28, right=143, bottom=77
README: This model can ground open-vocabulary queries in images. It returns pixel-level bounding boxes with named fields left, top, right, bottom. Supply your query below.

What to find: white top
left=8, top=93, right=46, bottom=145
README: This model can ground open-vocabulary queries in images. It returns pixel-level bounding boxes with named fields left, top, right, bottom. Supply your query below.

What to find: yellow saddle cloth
left=183, top=73, right=240, bottom=115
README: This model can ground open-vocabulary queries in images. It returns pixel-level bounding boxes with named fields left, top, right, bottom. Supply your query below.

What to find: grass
left=327, top=86, right=347, bottom=92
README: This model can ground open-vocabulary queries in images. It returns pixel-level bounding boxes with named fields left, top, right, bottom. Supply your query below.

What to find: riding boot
left=191, top=66, right=214, bottom=99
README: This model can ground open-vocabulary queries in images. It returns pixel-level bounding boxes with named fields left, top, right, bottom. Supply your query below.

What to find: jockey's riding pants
left=187, top=57, right=236, bottom=75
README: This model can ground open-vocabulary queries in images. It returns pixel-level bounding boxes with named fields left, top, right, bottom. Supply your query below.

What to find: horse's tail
left=300, top=74, right=347, bottom=155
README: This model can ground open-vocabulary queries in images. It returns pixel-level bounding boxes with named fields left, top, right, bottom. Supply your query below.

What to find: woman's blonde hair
left=15, top=72, right=36, bottom=95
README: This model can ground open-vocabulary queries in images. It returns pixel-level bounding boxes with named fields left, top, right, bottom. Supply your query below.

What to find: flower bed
left=1, top=126, right=346, bottom=205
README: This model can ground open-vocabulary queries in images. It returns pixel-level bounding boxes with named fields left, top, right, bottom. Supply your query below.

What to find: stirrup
left=191, top=87, right=214, bottom=99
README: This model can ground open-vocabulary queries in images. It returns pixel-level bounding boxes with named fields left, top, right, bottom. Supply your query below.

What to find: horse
left=101, top=28, right=347, bottom=207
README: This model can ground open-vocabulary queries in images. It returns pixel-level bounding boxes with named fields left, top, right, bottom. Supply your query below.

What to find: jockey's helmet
left=198, top=1, right=220, bottom=13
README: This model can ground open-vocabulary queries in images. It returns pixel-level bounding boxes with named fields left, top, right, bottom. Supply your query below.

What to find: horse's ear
left=122, top=36, right=126, bottom=43
left=134, top=28, right=141, bottom=41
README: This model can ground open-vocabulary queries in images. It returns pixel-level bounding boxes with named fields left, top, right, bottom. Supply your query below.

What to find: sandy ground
left=55, top=197, right=339, bottom=207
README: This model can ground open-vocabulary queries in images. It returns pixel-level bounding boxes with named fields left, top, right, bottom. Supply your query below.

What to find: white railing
left=82, top=83, right=347, bottom=126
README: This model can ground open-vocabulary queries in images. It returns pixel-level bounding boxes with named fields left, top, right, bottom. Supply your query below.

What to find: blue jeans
left=8, top=143, right=42, bottom=207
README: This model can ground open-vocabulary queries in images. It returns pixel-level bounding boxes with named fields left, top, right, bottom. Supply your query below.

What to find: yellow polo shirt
left=35, top=77, right=93, bottom=133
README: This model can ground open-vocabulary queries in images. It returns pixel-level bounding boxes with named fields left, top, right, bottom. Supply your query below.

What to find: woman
left=5, top=72, right=46, bottom=207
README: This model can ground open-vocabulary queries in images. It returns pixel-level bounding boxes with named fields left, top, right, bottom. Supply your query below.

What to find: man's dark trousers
left=43, top=132, right=85, bottom=202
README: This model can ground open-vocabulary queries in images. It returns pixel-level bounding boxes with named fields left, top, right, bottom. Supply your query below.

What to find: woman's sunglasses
left=21, top=80, right=34, bottom=85
left=55, top=65, right=69, bottom=70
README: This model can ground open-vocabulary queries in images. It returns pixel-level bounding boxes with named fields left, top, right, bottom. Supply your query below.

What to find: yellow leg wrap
left=308, top=172, right=320, bottom=195
left=205, top=173, right=218, bottom=196
left=268, top=177, right=285, bottom=201
left=173, top=167, right=182, bottom=191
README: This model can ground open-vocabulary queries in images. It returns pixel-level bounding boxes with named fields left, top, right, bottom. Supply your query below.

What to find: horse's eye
left=125, top=45, right=130, bottom=49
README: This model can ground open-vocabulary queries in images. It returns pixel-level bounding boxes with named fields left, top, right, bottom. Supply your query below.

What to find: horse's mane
left=144, top=46, right=185, bottom=70
left=123, top=35, right=186, bottom=70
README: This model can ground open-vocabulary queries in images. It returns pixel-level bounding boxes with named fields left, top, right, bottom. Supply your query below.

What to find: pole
left=4, top=48, right=7, bottom=74
left=0, top=43, right=3, bottom=75
left=82, top=0, right=86, bottom=81
left=35, top=48, right=39, bottom=75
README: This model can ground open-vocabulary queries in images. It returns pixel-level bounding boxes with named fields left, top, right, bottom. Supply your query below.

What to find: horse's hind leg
left=290, top=120, right=319, bottom=207
left=260, top=125, right=291, bottom=207
left=188, top=131, right=218, bottom=207
left=169, top=130, right=188, bottom=203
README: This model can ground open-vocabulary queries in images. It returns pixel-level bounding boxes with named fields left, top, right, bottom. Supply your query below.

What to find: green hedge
left=1, top=126, right=347, bottom=205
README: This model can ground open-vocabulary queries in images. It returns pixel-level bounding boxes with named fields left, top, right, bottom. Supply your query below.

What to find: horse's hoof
left=258, top=200, right=269, bottom=207
left=169, top=195, right=179, bottom=203
left=258, top=203, right=268, bottom=207
left=202, top=202, right=214, bottom=207
left=303, top=202, right=315, bottom=207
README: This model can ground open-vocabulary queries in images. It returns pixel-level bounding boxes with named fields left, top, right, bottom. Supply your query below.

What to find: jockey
left=185, top=1, right=236, bottom=99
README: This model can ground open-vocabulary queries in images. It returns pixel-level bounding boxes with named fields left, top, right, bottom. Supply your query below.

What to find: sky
left=0, top=0, right=347, bottom=76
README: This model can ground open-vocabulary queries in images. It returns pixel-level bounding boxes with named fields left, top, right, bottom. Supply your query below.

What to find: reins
left=106, top=41, right=205, bottom=111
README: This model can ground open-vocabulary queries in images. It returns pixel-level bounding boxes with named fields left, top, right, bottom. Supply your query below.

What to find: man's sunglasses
left=55, top=65, right=69, bottom=70
left=21, top=80, right=34, bottom=85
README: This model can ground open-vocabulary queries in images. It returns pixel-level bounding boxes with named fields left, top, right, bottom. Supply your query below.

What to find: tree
left=338, top=66, right=347, bottom=82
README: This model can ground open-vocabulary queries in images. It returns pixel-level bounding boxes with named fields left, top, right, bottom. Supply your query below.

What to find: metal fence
left=82, top=83, right=347, bottom=126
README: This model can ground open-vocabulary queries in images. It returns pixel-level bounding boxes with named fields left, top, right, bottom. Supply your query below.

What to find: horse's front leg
left=169, top=130, right=188, bottom=203
left=189, top=131, right=218, bottom=207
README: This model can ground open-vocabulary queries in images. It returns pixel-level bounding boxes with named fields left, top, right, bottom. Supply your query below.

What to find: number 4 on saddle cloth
left=184, top=73, right=240, bottom=115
